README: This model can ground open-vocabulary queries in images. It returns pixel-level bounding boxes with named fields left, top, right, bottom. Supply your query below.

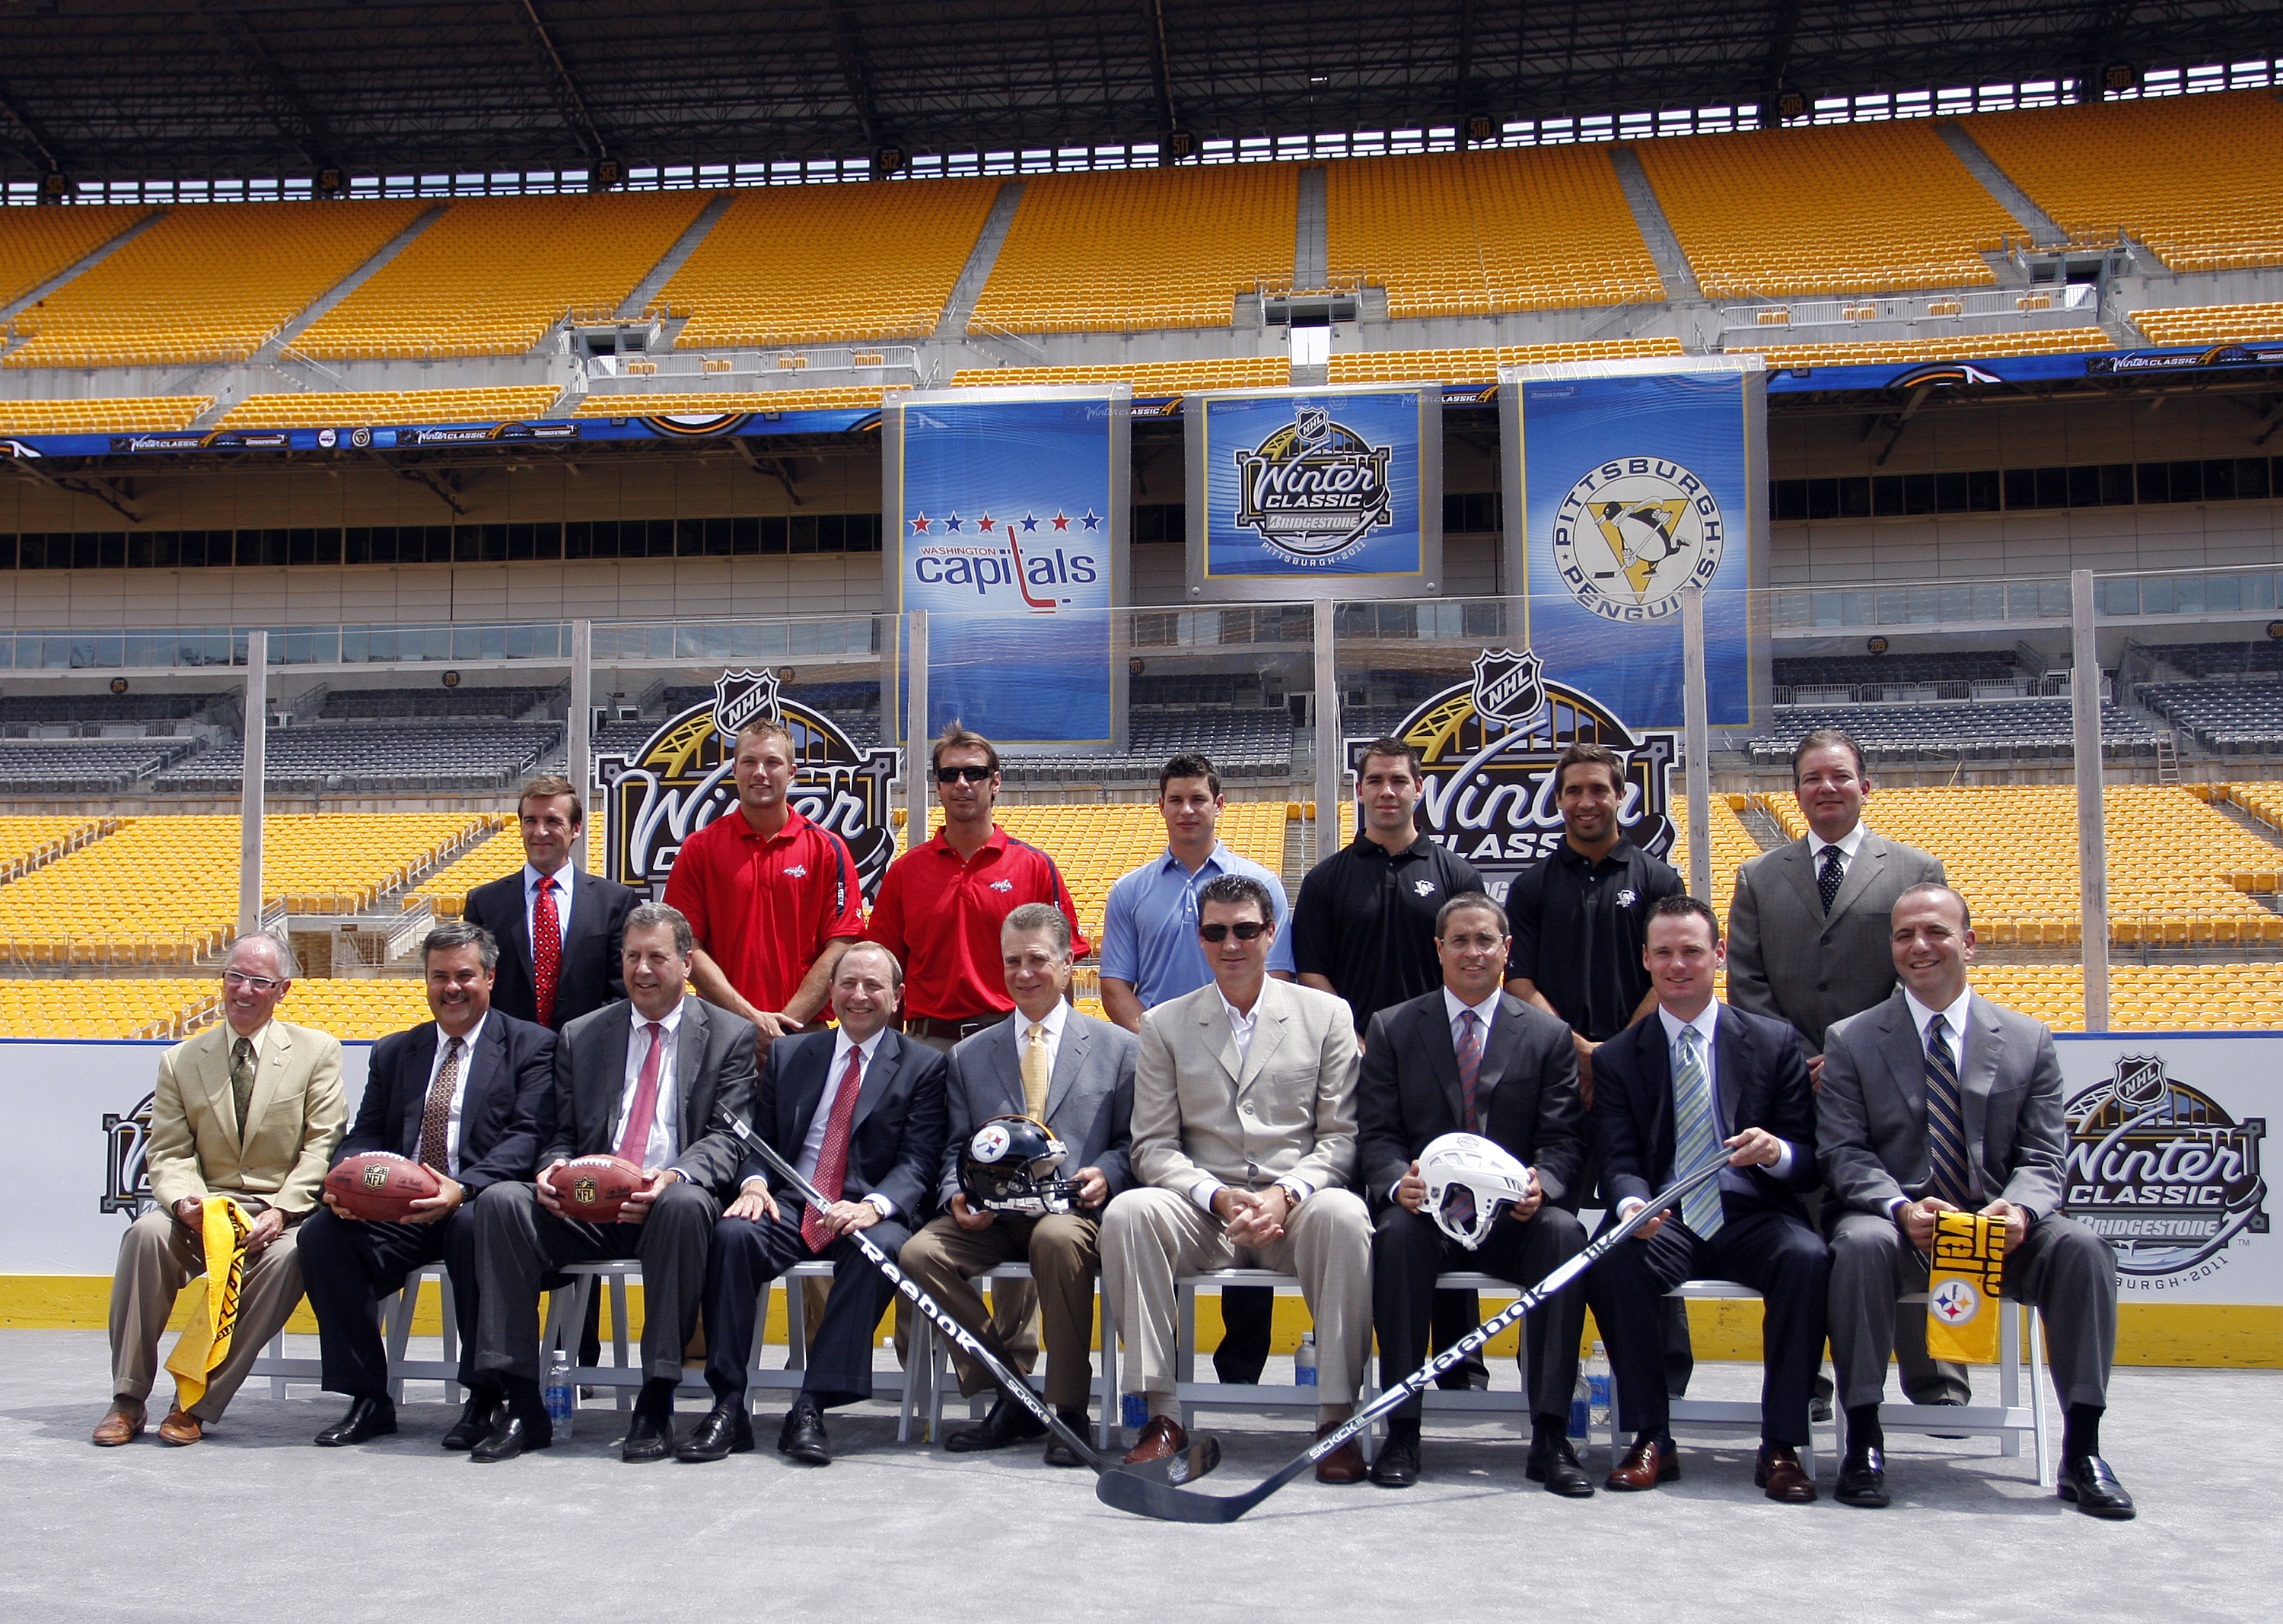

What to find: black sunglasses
left=1199, top=921, right=1267, bottom=942
left=935, top=764, right=993, bottom=783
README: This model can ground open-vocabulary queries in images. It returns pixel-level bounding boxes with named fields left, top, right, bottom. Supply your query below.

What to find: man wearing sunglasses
left=1102, top=874, right=1374, bottom=1484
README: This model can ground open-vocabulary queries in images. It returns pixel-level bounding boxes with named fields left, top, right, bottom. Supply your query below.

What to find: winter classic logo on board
left=101, top=1091, right=156, bottom=1217
left=1233, top=406, right=1394, bottom=565
left=2065, top=1055, right=2268, bottom=1285
left=1550, top=457, right=1725, bottom=623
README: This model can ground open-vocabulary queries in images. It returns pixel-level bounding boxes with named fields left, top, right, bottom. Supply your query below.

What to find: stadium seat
left=218, top=388, right=562, bottom=428
left=2129, top=303, right=2283, bottom=346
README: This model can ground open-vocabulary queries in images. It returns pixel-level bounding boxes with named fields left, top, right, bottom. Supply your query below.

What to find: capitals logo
left=906, top=507, right=1100, bottom=613
left=1348, top=648, right=1676, bottom=903
left=1551, top=457, right=1725, bottom=623
left=1234, top=406, right=1393, bottom=564
left=2065, top=1056, right=2267, bottom=1282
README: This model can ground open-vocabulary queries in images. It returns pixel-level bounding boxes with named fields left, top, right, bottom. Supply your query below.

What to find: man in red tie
left=680, top=941, right=949, bottom=1466
left=468, top=903, right=757, bottom=1463
left=463, top=775, right=641, bottom=1031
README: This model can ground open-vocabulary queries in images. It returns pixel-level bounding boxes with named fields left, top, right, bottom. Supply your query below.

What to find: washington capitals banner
left=1506, top=358, right=1768, bottom=728
left=884, top=388, right=1126, bottom=745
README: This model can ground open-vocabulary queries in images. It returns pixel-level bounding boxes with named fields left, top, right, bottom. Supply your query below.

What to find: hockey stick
left=1094, top=1154, right=1731, bottom=1523
left=722, top=1116, right=1219, bottom=1485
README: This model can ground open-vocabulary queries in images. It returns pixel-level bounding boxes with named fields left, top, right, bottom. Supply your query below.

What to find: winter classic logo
left=1233, top=406, right=1393, bottom=565
left=102, top=1091, right=157, bottom=1216
left=2065, top=1055, right=2266, bottom=1284
left=1551, top=457, right=1724, bottom=623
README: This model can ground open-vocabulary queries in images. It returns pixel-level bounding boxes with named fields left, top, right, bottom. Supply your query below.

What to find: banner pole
left=2071, top=568, right=2110, bottom=1031
left=1313, top=598, right=1340, bottom=865
left=236, top=629, right=267, bottom=943
left=905, top=610, right=931, bottom=857
left=1681, top=584, right=1712, bottom=904
left=566, top=618, right=592, bottom=815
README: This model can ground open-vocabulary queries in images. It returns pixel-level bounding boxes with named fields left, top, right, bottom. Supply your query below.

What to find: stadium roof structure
left=0, top=1, right=2277, bottom=189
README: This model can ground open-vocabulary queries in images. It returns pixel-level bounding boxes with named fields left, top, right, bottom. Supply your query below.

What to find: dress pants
left=473, top=1179, right=720, bottom=1386
left=702, top=1210, right=914, bottom=1408
left=1374, top=1203, right=1587, bottom=1422
left=298, top=1205, right=479, bottom=1396
left=900, top=1210, right=1100, bottom=1409
left=1102, top=1186, right=1373, bottom=1403
left=1586, top=1204, right=1829, bottom=1447
left=109, top=1205, right=308, bottom=1422
left=1828, top=1208, right=2116, bottom=1411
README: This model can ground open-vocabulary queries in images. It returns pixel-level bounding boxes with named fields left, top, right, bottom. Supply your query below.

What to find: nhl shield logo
left=712, top=668, right=782, bottom=747
left=1469, top=648, right=1546, bottom=728
left=1295, top=406, right=1332, bottom=450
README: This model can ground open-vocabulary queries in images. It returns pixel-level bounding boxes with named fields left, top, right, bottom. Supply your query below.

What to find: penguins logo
left=1551, top=457, right=1724, bottom=623
left=1233, top=408, right=1393, bottom=562
left=2064, top=1056, right=2267, bottom=1280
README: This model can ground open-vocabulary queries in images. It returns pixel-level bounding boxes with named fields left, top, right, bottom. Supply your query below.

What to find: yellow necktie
left=1021, top=1021, right=1050, bottom=1122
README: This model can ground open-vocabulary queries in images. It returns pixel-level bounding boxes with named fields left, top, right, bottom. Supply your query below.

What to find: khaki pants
left=901, top=1211, right=1100, bottom=1409
left=109, top=1207, right=307, bottom=1421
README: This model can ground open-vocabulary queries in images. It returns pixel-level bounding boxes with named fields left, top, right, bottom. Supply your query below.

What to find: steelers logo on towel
left=970, top=1122, right=1014, bottom=1164
left=1930, top=1279, right=1982, bottom=1324
left=1550, top=457, right=1724, bottom=623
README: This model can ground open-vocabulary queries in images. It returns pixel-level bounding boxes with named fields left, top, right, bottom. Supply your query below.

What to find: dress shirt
left=426, top=1012, right=487, bottom=1177
left=790, top=1024, right=896, bottom=1217
left=1015, top=996, right=1070, bottom=1081
left=1809, top=820, right=1869, bottom=880
left=1613, top=1001, right=1793, bottom=1217
left=1893, top=982, right=1979, bottom=1220
left=1193, top=986, right=1312, bottom=1212
left=1098, top=842, right=1294, bottom=1003
left=1387, top=986, right=1509, bottom=1203
left=524, top=862, right=575, bottom=948
left=614, top=1002, right=684, bottom=1170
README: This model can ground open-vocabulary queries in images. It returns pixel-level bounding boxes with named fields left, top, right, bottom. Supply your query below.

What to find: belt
left=903, top=1013, right=999, bottom=1040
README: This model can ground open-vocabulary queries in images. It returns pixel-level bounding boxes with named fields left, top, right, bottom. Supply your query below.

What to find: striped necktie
left=1923, top=1015, right=1974, bottom=1207
left=1670, top=1024, right=1724, bottom=1238
left=1455, top=1008, right=1482, bottom=1135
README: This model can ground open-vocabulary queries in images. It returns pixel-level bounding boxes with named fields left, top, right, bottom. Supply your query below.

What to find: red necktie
left=533, top=874, right=562, bottom=1028
left=802, top=1046, right=865, bottom=1253
left=615, top=1021, right=666, bottom=1167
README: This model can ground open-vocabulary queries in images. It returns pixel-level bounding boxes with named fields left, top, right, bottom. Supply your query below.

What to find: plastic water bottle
left=1585, top=1341, right=1611, bottom=1434
left=1294, top=1330, right=1318, bottom=1387
left=1122, top=1392, right=1149, bottom=1431
left=1568, top=1361, right=1591, bottom=1440
left=543, top=1351, right=575, bottom=1438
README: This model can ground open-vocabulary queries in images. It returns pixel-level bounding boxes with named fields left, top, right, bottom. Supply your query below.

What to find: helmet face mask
left=1417, top=1132, right=1535, bottom=1250
left=959, top=1114, right=1082, bottom=1216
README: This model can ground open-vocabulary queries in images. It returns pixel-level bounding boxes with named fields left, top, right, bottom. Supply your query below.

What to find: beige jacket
left=145, top=1017, right=347, bottom=1215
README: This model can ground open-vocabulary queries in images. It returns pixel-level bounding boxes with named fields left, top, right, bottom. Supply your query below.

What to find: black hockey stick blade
left=1094, top=1155, right=1730, bottom=1522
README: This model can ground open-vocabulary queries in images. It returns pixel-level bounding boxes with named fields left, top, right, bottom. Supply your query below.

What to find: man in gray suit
left=900, top=903, right=1136, bottom=1464
left=1819, top=884, right=2133, bottom=1519
left=1102, top=873, right=1374, bottom=1484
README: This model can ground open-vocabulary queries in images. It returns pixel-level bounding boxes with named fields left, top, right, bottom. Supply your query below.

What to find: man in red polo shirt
left=865, top=721, right=1090, bottom=1053
left=665, top=719, right=865, bottom=1054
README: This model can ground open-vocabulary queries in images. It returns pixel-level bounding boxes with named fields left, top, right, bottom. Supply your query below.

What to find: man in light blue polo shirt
left=1099, top=751, right=1292, bottom=1381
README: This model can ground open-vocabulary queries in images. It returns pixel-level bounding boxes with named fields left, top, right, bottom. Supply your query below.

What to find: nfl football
left=545, top=1154, right=648, bottom=1223
left=323, top=1151, right=444, bottom=1221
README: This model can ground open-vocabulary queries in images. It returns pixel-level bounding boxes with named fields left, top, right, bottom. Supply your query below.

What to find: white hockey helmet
left=1418, top=1132, right=1534, bottom=1250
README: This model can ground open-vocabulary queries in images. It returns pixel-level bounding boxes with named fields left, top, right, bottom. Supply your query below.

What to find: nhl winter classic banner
left=884, top=387, right=1128, bottom=745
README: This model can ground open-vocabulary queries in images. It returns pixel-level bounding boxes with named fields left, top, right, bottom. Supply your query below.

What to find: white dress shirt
left=613, top=1001, right=684, bottom=1169
left=1893, top=983, right=1979, bottom=1220
left=425, top=1012, right=487, bottom=1176
left=524, top=861, right=575, bottom=948
left=1389, top=985, right=1510, bottom=1203
left=1015, top=998, right=1070, bottom=1083
left=1808, top=819, right=1869, bottom=881
left=792, top=1025, right=896, bottom=1216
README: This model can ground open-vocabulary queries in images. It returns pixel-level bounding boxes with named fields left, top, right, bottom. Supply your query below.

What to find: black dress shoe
left=1368, top=1428, right=1421, bottom=1488
left=1836, top=1444, right=1889, bottom=1508
left=1435, top=1350, right=1492, bottom=1392
left=779, top=1400, right=831, bottom=1466
left=1526, top=1435, right=1596, bottom=1498
left=314, top=1394, right=396, bottom=1447
left=1810, top=1373, right=1835, bottom=1425
left=1042, top=1408, right=1090, bottom=1468
left=2058, top=1455, right=2137, bottom=1520
left=945, top=1390, right=1049, bottom=1453
left=620, top=1408, right=676, bottom=1463
left=441, top=1395, right=501, bottom=1453
left=469, top=1411, right=552, bottom=1463
left=1924, top=1395, right=1969, bottom=1439
left=674, top=1402, right=755, bottom=1463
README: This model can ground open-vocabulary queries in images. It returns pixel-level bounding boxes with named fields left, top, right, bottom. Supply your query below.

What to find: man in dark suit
left=1585, top=895, right=1829, bottom=1504
left=1819, top=884, right=2133, bottom=1518
left=469, top=901, right=756, bottom=1463
left=299, top=922, right=556, bottom=1450
left=463, top=774, right=642, bottom=1031
left=1358, top=893, right=1590, bottom=1494
left=900, top=903, right=1135, bottom=1464
left=680, top=941, right=949, bottom=1466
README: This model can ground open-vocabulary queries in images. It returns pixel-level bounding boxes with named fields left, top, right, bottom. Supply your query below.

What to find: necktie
left=1455, top=1008, right=1482, bottom=1135
left=1671, top=1025, right=1724, bottom=1239
left=229, top=1035, right=256, bottom=1137
left=533, top=874, right=562, bottom=1029
left=1021, top=1021, right=1051, bottom=1122
left=803, top=1046, right=865, bottom=1253
left=418, top=1036, right=463, bottom=1173
left=614, top=1022, right=666, bottom=1167
left=1817, top=844, right=1845, bottom=914
left=1924, top=1016, right=1974, bottom=1207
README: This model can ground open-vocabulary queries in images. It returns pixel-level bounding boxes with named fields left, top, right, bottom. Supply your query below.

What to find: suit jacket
left=1132, top=976, right=1359, bottom=1200
left=463, top=866, right=642, bottom=1030
left=1592, top=1001, right=1820, bottom=1222
left=543, top=995, right=757, bottom=1198
left=1817, top=988, right=2067, bottom=1222
left=145, top=1018, right=347, bottom=1215
left=1725, top=830, right=1946, bottom=1052
left=746, top=1027, right=949, bottom=1222
left=938, top=1011, right=1136, bottom=1208
left=1357, top=989, right=1584, bottom=1214
left=339, top=1011, right=558, bottom=1196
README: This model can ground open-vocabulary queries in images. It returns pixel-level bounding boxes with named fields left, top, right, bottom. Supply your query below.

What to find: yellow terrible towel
left=163, top=1198, right=251, bottom=1411
left=1926, top=1209, right=2008, bottom=1363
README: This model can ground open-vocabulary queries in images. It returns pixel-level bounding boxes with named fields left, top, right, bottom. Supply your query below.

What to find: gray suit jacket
left=1817, top=988, right=2068, bottom=1222
left=1132, top=976, right=1360, bottom=1200
left=542, top=994, right=759, bottom=1199
left=938, top=1011, right=1137, bottom=1208
left=1725, top=829, right=1945, bottom=1052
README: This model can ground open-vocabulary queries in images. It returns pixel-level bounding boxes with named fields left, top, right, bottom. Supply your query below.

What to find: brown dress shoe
left=1756, top=1444, right=1817, bottom=1503
left=1122, top=1414, right=1187, bottom=1466
left=1313, top=1422, right=1367, bottom=1485
left=92, top=1398, right=146, bottom=1447
left=157, top=1407, right=204, bottom=1446
left=1604, top=1435, right=1679, bottom=1492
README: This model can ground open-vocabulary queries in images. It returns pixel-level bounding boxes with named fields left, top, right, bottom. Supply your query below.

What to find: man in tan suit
left=1101, top=873, right=1373, bottom=1484
left=93, top=930, right=346, bottom=1446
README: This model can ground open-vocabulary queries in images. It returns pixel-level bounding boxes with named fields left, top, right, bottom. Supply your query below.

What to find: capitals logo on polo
left=2065, top=1055, right=2268, bottom=1282
left=1348, top=648, right=1676, bottom=905
left=1551, top=457, right=1725, bottom=623
left=598, top=667, right=900, bottom=902
left=1233, top=406, right=1393, bottom=565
